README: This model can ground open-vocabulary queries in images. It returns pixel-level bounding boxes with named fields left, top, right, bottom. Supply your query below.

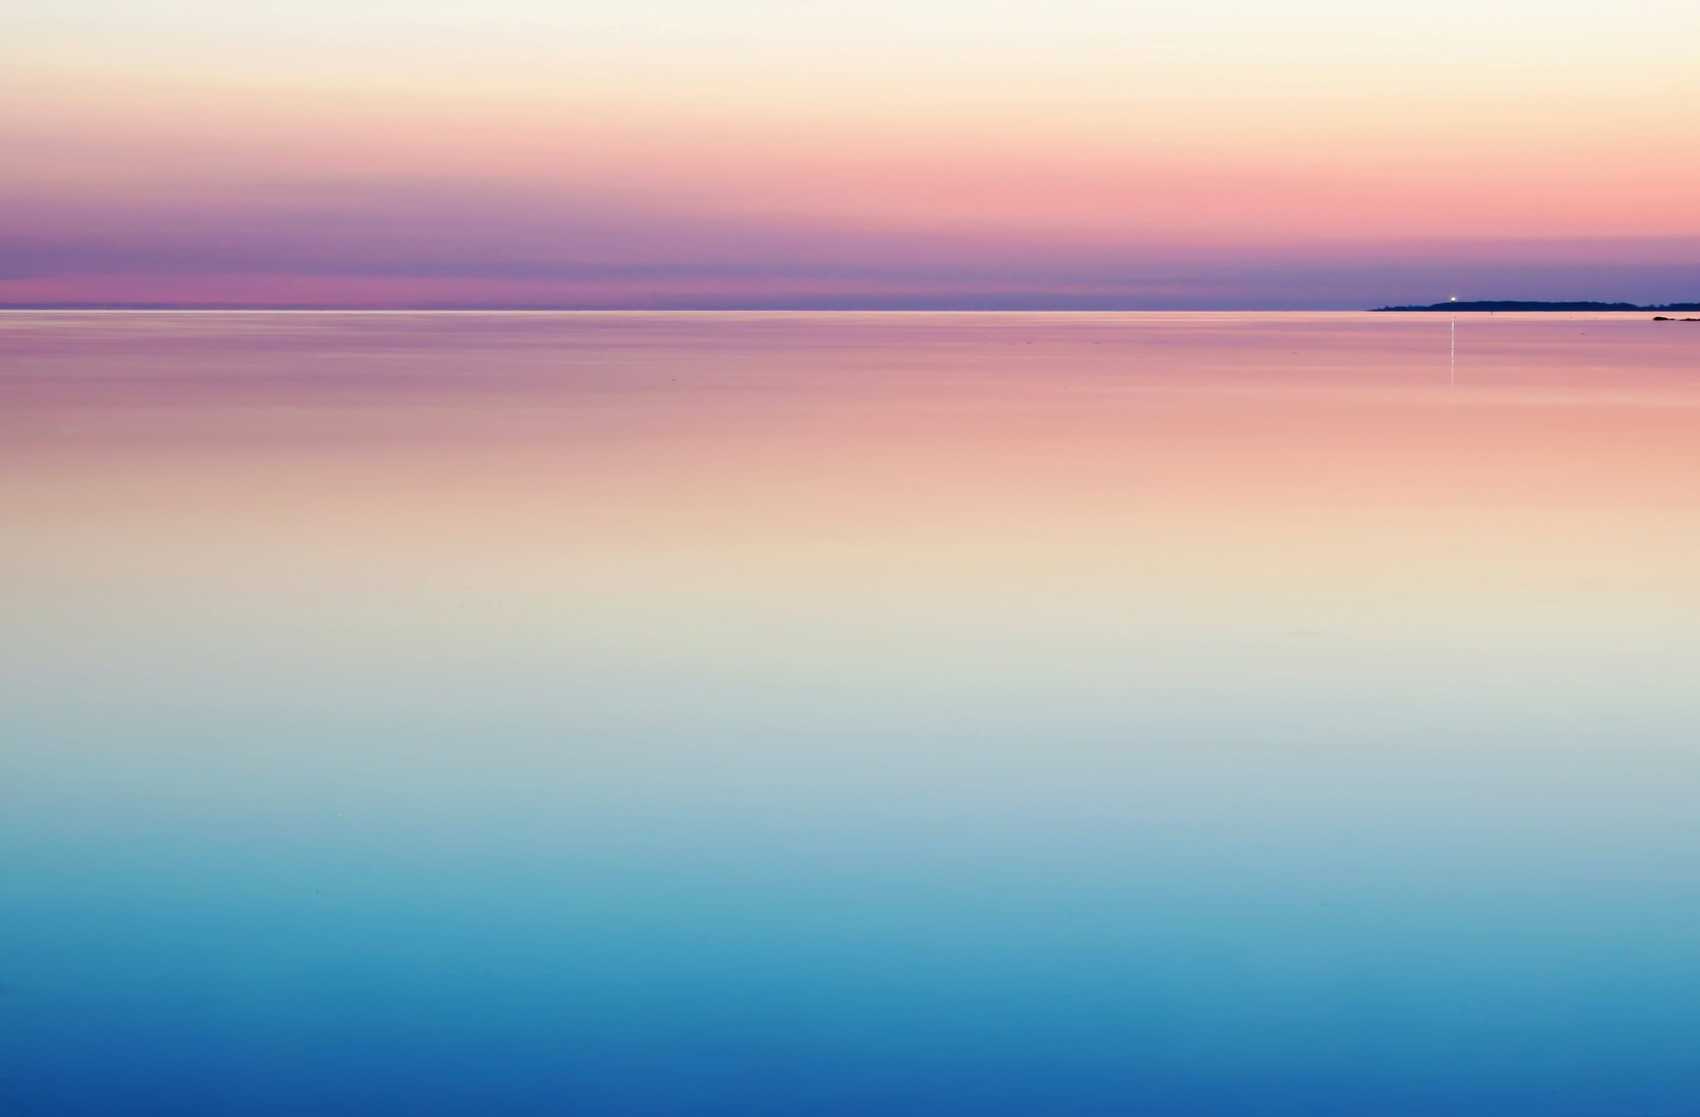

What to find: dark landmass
left=1375, top=300, right=1700, bottom=312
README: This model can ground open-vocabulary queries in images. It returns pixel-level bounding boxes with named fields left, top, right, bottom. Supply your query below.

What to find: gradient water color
left=4, top=310, right=1699, bottom=1114
left=7, top=1, right=1700, bottom=307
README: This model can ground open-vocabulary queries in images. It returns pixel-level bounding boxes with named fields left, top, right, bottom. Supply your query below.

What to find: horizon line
left=0, top=304, right=1370, bottom=313
left=3, top=300, right=1690, bottom=313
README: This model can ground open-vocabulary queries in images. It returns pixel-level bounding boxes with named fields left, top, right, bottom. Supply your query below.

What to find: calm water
left=4, top=311, right=1699, bottom=1115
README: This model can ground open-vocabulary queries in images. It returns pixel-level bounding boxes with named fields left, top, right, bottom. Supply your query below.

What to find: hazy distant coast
left=1374, top=300, right=1700, bottom=312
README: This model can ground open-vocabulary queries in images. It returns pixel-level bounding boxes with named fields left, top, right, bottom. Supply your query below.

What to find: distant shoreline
left=2, top=302, right=1698, bottom=314
left=1374, top=300, right=1700, bottom=312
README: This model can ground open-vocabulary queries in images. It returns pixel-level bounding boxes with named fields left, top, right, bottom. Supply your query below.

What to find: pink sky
left=7, top=0, right=1700, bottom=307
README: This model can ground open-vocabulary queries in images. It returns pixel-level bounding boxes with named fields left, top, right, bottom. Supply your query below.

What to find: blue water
left=4, top=312, right=1699, bottom=1115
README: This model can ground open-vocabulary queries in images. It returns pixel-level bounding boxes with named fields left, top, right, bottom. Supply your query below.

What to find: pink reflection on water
left=3, top=311, right=1698, bottom=745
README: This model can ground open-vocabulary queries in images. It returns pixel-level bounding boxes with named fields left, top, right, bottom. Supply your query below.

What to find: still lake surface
left=4, top=311, right=1699, bottom=1114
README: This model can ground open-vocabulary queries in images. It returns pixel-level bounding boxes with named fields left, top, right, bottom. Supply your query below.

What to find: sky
left=6, top=0, right=1700, bottom=308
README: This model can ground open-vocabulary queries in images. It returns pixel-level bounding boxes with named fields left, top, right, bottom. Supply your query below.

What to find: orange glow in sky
left=7, top=0, right=1699, bottom=306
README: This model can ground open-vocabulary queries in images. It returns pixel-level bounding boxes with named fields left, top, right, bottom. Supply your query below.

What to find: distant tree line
left=1374, top=300, right=1700, bottom=312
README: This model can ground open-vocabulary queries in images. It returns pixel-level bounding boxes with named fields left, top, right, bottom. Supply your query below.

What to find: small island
left=1374, top=300, right=1700, bottom=312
